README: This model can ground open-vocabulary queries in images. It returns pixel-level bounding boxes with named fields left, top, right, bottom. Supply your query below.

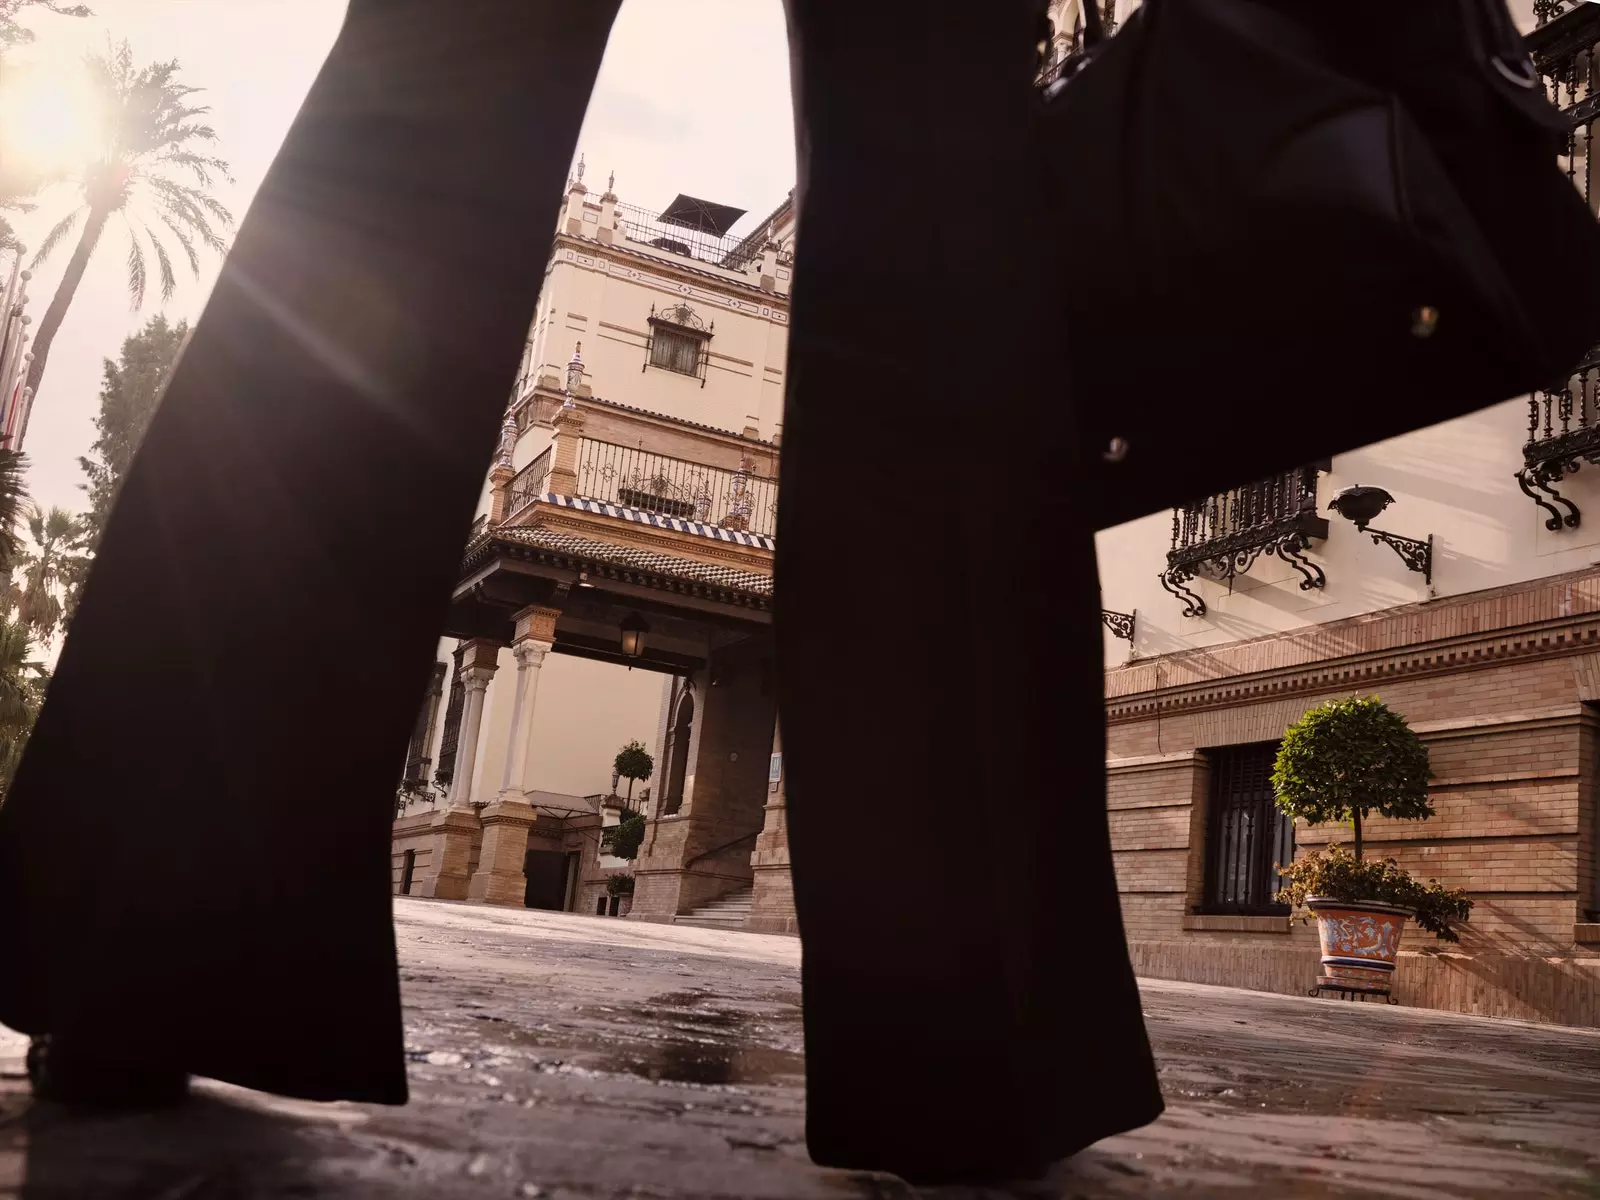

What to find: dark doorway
left=524, top=848, right=569, bottom=911
left=399, top=848, right=417, bottom=896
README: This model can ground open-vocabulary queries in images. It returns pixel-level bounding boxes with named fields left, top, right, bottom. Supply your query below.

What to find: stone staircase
left=673, top=886, right=754, bottom=930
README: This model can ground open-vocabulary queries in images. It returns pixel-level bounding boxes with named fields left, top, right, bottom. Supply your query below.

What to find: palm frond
left=146, top=223, right=177, bottom=302
left=156, top=212, right=199, bottom=274
left=124, top=225, right=147, bottom=308
left=29, top=209, right=84, bottom=267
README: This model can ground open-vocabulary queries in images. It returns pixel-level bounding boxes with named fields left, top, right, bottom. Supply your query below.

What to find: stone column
left=469, top=607, right=559, bottom=906
left=425, top=639, right=499, bottom=901
left=747, top=717, right=796, bottom=935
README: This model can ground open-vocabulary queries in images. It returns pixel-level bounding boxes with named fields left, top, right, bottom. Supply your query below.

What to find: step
left=674, top=916, right=749, bottom=930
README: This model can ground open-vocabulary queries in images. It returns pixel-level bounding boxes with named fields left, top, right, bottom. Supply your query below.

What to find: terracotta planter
left=1306, top=897, right=1412, bottom=996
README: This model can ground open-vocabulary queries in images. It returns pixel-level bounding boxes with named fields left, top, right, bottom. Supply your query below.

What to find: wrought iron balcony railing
left=575, top=438, right=777, bottom=537
left=1518, top=5, right=1600, bottom=528
left=1159, top=466, right=1328, bottom=618
left=507, top=448, right=552, bottom=520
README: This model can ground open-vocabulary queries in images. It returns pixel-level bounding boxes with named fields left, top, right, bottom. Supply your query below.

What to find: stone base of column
left=422, top=808, right=481, bottom=900
left=747, top=800, right=797, bottom=935
left=468, top=797, right=538, bottom=906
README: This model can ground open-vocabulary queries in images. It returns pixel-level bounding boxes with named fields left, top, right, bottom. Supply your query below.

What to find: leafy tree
left=0, top=447, right=45, bottom=803
left=1273, top=696, right=1432, bottom=862
left=0, top=608, right=47, bottom=798
left=613, top=739, right=654, bottom=805
left=602, top=806, right=646, bottom=860
left=0, top=0, right=90, bottom=53
left=12, top=505, right=89, bottom=640
left=25, top=40, right=232, bottom=399
left=76, top=313, right=185, bottom=543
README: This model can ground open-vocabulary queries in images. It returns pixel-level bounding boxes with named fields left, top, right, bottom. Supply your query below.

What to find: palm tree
left=13, top=505, right=88, bottom=641
left=25, top=39, right=232, bottom=399
left=0, top=610, right=46, bottom=794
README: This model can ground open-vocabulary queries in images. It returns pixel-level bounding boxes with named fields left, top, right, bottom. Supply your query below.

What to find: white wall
left=468, top=651, right=667, bottom=806
left=1097, top=396, right=1600, bottom=666
left=527, top=244, right=789, bottom=438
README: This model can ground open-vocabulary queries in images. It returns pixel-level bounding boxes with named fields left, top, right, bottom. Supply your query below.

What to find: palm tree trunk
left=24, top=209, right=110, bottom=406
left=1352, top=808, right=1363, bottom=862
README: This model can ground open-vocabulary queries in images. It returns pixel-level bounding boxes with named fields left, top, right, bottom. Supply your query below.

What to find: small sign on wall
left=769, top=752, right=783, bottom=784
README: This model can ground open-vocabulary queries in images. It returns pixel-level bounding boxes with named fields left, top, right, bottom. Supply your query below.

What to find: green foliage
left=0, top=0, right=91, bottom=53
left=605, top=873, right=635, bottom=898
left=613, top=740, right=654, bottom=785
left=601, top=807, right=646, bottom=860
left=12, top=505, right=90, bottom=640
left=1273, top=696, right=1432, bottom=829
left=1278, top=844, right=1474, bottom=942
left=76, top=314, right=186, bottom=545
left=24, top=40, right=232, bottom=397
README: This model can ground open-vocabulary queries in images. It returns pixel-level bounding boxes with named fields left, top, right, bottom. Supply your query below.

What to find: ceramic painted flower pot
left=1306, top=897, right=1412, bottom=994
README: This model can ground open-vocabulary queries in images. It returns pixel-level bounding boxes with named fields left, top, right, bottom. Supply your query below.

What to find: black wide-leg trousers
left=0, top=0, right=1163, bottom=1181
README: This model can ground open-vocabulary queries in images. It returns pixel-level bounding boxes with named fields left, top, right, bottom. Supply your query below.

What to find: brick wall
left=1112, top=565, right=1600, bottom=1026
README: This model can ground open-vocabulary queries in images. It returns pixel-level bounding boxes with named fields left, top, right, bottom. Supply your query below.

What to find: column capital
left=461, top=664, right=497, bottom=693
left=514, top=604, right=561, bottom=644
left=513, top=638, right=553, bottom=668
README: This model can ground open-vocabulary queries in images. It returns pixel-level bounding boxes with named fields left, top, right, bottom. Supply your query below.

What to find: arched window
left=661, top=684, right=695, bottom=816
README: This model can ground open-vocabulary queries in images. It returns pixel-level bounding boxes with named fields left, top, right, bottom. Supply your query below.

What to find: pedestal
left=468, top=798, right=538, bottom=906
left=423, top=807, right=481, bottom=900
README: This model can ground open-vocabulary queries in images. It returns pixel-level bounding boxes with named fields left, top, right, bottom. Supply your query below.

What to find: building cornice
left=1107, top=565, right=1600, bottom=723
left=550, top=232, right=789, bottom=315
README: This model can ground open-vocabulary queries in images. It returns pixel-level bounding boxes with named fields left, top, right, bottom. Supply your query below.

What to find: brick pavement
left=3, top=898, right=1599, bottom=1198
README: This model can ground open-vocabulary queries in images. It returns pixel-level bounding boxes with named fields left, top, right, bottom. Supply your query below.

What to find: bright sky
left=5, top=0, right=797, bottom=517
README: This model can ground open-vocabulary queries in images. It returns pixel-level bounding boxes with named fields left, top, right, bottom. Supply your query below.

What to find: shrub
left=606, top=873, right=636, bottom=897
left=1278, top=844, right=1472, bottom=942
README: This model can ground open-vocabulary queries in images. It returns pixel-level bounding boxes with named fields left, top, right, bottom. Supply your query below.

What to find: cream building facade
left=391, top=164, right=797, bottom=924
left=389, top=0, right=1600, bottom=1028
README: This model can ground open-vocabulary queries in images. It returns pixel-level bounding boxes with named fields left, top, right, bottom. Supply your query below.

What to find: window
left=434, top=648, right=468, bottom=785
left=649, top=326, right=703, bottom=377
left=643, top=302, right=712, bottom=386
left=1202, top=742, right=1294, bottom=914
left=402, top=662, right=447, bottom=788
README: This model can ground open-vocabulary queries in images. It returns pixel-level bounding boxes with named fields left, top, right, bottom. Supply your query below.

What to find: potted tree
left=613, top=740, right=654, bottom=808
left=1272, top=696, right=1472, bottom=999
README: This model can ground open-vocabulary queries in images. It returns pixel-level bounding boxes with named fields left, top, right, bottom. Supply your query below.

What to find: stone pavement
left=3, top=898, right=1600, bottom=1199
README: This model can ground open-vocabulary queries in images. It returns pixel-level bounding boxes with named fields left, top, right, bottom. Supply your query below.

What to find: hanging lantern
left=619, top=612, right=650, bottom=658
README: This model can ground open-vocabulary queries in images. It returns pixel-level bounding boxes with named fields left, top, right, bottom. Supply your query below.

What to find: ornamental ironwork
left=1520, top=7, right=1600, bottom=528
left=1160, top=466, right=1328, bottom=618
left=575, top=437, right=778, bottom=537
left=1101, top=609, right=1135, bottom=642
left=643, top=303, right=713, bottom=386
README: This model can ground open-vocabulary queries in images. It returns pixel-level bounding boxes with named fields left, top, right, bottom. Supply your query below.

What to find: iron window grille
left=643, top=302, right=712, bottom=387
left=1201, top=742, right=1294, bottom=916
left=1518, top=5, right=1600, bottom=528
left=433, top=647, right=468, bottom=788
left=402, top=662, right=447, bottom=790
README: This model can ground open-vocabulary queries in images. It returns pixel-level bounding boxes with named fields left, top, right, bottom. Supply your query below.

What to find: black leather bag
left=1041, top=0, right=1600, bottom=527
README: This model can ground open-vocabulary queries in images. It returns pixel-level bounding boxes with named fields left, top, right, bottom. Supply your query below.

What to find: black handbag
left=1041, top=0, right=1600, bottom=528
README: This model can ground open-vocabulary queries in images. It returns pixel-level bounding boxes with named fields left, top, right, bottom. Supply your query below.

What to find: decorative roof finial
left=496, top=409, right=517, bottom=469
left=575, top=153, right=586, bottom=183
left=607, top=170, right=615, bottom=192
left=564, top=341, right=584, bottom=403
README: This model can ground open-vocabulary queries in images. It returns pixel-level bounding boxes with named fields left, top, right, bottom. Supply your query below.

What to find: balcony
left=1519, top=4, right=1600, bottom=528
left=1159, top=466, right=1328, bottom=618
left=574, top=439, right=776, bottom=537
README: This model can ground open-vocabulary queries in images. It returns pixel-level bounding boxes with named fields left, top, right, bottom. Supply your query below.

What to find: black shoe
left=26, top=1035, right=189, bottom=1109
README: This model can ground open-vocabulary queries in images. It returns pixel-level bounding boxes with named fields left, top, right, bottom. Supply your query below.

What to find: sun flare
left=0, top=57, right=106, bottom=180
